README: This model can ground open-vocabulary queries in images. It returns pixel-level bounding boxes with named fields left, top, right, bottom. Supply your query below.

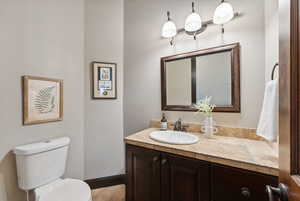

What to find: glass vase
left=201, top=116, right=218, bottom=138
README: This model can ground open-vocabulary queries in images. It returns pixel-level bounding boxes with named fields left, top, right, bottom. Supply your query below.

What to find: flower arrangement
left=194, top=96, right=215, bottom=116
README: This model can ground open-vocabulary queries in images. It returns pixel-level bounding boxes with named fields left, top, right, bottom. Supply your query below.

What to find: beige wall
left=0, top=1, right=126, bottom=197
left=265, top=0, right=279, bottom=82
left=124, top=0, right=266, bottom=135
left=0, top=0, right=85, bottom=200
left=84, top=0, right=125, bottom=179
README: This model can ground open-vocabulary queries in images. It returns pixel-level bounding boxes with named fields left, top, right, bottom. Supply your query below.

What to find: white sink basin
left=150, top=130, right=199, bottom=145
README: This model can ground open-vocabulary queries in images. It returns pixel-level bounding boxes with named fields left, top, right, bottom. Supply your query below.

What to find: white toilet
left=13, top=137, right=92, bottom=201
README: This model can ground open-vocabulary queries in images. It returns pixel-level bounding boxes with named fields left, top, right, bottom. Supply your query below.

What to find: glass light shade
left=213, top=2, right=234, bottom=25
left=184, top=12, right=202, bottom=32
left=161, top=20, right=177, bottom=38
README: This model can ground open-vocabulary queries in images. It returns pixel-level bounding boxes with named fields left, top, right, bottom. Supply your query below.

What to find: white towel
left=257, top=79, right=279, bottom=141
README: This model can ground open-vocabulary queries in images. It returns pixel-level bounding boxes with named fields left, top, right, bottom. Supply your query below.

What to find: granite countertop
left=125, top=128, right=279, bottom=176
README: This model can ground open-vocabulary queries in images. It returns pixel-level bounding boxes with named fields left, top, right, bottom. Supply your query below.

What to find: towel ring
left=271, top=63, right=279, bottom=80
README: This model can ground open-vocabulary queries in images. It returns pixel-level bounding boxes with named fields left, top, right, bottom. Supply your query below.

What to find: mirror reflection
left=195, top=51, right=232, bottom=106
left=166, top=58, right=192, bottom=106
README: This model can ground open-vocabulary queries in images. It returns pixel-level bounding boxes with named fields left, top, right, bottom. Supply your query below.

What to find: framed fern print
left=22, top=76, right=63, bottom=125
left=92, top=62, right=117, bottom=99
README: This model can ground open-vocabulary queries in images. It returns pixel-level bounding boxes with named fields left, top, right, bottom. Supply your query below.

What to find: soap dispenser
left=160, top=113, right=168, bottom=130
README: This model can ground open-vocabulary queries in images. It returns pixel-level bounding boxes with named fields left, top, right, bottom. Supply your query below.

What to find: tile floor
left=92, top=184, right=125, bottom=201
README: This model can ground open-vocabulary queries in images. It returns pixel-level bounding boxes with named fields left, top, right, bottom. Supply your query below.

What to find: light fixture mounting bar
left=177, top=12, right=241, bottom=36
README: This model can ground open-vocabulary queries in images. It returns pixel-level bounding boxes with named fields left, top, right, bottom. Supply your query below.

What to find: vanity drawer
left=211, top=164, right=278, bottom=201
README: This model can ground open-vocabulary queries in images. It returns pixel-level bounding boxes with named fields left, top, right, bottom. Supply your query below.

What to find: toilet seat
left=34, top=178, right=91, bottom=201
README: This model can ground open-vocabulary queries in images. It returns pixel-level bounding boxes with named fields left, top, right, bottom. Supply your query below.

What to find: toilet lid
left=35, top=179, right=91, bottom=201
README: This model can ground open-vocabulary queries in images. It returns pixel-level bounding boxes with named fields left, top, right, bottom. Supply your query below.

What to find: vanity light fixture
left=162, top=1, right=240, bottom=45
left=161, top=11, right=177, bottom=45
left=213, top=0, right=235, bottom=33
left=184, top=2, right=202, bottom=34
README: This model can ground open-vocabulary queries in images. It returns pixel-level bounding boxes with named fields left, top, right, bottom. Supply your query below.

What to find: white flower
left=194, top=96, right=215, bottom=116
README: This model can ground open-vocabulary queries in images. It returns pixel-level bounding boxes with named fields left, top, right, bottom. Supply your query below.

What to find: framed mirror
left=161, top=43, right=240, bottom=112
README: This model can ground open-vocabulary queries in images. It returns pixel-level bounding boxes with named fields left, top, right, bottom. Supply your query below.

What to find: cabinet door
left=211, top=164, right=278, bottom=201
left=126, top=145, right=161, bottom=201
left=161, top=153, right=210, bottom=201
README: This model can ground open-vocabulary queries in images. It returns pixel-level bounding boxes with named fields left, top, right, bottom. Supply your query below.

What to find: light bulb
left=161, top=11, right=177, bottom=38
left=185, top=12, right=202, bottom=32
left=213, top=1, right=234, bottom=25
left=184, top=2, right=202, bottom=32
left=161, top=21, right=177, bottom=38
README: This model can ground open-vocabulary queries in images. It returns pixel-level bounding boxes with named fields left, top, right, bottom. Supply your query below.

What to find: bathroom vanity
left=125, top=128, right=278, bottom=201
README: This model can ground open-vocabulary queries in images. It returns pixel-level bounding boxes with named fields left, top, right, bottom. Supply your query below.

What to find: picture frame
left=22, top=76, right=64, bottom=125
left=92, top=62, right=117, bottom=99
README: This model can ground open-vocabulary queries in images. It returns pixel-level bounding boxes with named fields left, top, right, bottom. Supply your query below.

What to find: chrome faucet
left=174, top=118, right=188, bottom=131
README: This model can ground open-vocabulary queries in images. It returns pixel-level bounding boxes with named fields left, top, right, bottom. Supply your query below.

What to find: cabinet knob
left=241, top=187, right=251, bottom=198
left=266, top=183, right=289, bottom=201
left=161, top=158, right=168, bottom=165
left=153, top=156, right=159, bottom=162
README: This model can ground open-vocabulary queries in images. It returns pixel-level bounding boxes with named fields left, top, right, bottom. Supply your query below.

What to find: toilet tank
left=13, top=137, right=70, bottom=190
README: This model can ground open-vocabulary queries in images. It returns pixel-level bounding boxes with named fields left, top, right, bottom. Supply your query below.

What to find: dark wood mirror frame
left=161, top=43, right=241, bottom=113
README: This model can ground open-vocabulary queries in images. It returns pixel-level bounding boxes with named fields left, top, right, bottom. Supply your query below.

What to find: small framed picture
left=92, top=62, right=117, bottom=99
left=22, top=76, right=63, bottom=125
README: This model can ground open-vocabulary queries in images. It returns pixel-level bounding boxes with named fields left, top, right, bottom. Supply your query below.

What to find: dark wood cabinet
left=211, top=164, right=278, bottom=201
left=126, top=145, right=161, bottom=201
left=161, top=153, right=210, bottom=201
left=126, top=144, right=278, bottom=201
